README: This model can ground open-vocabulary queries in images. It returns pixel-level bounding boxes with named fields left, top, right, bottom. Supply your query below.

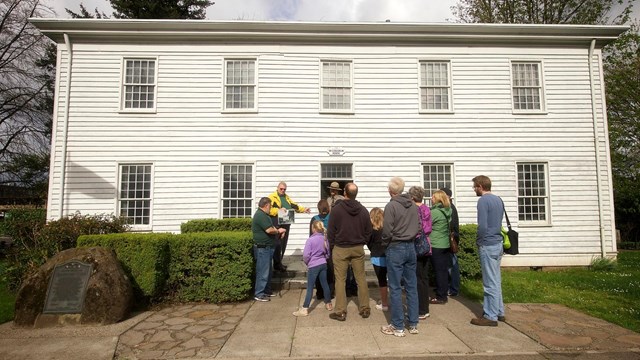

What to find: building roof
left=30, top=19, right=628, bottom=47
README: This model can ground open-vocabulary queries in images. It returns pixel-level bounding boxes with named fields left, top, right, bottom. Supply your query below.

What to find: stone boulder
left=14, top=246, right=133, bottom=327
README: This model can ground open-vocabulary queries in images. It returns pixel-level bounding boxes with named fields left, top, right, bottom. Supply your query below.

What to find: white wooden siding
left=46, top=42, right=614, bottom=266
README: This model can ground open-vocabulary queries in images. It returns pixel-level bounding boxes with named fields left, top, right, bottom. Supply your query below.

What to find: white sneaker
left=419, top=313, right=430, bottom=320
left=381, top=324, right=406, bottom=337
left=408, top=326, right=419, bottom=334
left=375, top=303, right=389, bottom=311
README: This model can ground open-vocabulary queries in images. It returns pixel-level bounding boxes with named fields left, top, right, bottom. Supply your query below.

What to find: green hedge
left=181, top=218, right=252, bottom=233
left=458, top=224, right=481, bottom=280
left=78, top=231, right=254, bottom=304
left=166, top=231, right=253, bottom=303
left=77, top=233, right=171, bottom=302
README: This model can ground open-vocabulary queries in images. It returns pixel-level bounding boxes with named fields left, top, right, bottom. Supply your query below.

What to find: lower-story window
left=119, top=164, right=152, bottom=226
left=517, top=162, right=549, bottom=223
left=422, top=163, right=453, bottom=205
left=222, top=164, right=253, bottom=218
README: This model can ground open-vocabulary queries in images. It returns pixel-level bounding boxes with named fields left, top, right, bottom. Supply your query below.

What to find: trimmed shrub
left=166, top=231, right=253, bottom=303
left=78, top=233, right=171, bottom=303
left=458, top=224, right=481, bottom=280
left=181, top=218, right=252, bottom=233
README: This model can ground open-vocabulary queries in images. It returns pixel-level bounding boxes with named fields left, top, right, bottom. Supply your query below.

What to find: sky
left=47, top=0, right=459, bottom=22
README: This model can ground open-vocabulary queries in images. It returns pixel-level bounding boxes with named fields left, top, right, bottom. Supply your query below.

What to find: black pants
left=272, top=222, right=290, bottom=268
left=430, top=247, right=451, bottom=301
left=416, top=255, right=430, bottom=315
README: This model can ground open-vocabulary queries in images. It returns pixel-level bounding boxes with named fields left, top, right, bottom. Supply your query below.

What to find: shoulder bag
left=500, top=198, right=519, bottom=255
left=414, top=209, right=431, bottom=256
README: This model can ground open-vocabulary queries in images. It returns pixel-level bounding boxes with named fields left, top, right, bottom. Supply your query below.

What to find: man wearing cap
left=441, top=187, right=460, bottom=297
left=327, top=182, right=345, bottom=209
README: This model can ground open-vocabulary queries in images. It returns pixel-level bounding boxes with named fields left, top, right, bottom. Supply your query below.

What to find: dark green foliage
left=605, top=23, right=640, bottom=243
left=166, top=232, right=253, bottom=303
left=181, top=218, right=252, bottom=233
left=457, top=223, right=481, bottom=280
left=77, top=233, right=171, bottom=303
left=110, top=0, right=213, bottom=19
left=0, top=208, right=46, bottom=241
left=1, top=210, right=128, bottom=291
left=619, top=242, right=640, bottom=250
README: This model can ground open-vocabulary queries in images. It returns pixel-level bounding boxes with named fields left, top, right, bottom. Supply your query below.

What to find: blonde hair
left=311, top=220, right=326, bottom=234
left=370, top=207, right=384, bottom=231
left=432, top=190, right=451, bottom=208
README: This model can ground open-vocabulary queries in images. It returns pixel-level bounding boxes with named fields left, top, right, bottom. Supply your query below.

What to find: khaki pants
left=332, top=245, right=370, bottom=314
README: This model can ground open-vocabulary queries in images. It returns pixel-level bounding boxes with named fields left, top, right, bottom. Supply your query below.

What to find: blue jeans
left=304, top=263, right=331, bottom=308
left=254, top=245, right=275, bottom=298
left=478, top=243, right=504, bottom=321
left=448, top=253, right=460, bottom=295
left=386, top=241, right=418, bottom=329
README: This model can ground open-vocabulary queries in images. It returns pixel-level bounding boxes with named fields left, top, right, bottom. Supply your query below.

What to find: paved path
left=1, top=288, right=639, bottom=359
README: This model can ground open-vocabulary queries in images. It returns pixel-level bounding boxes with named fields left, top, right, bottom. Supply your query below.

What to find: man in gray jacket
left=380, top=177, right=421, bottom=337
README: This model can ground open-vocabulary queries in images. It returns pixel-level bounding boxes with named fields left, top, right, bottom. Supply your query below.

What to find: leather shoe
left=498, top=315, right=506, bottom=322
left=471, top=317, right=498, bottom=327
left=329, top=312, right=346, bottom=321
left=274, top=265, right=287, bottom=272
left=359, top=309, right=370, bottom=318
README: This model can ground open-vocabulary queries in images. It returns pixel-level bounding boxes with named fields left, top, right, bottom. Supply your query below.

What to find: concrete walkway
left=1, top=287, right=639, bottom=359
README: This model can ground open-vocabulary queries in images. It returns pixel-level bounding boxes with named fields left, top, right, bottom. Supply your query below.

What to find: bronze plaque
left=43, top=260, right=93, bottom=314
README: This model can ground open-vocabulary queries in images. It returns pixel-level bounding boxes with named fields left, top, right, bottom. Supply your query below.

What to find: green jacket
left=430, top=204, right=452, bottom=249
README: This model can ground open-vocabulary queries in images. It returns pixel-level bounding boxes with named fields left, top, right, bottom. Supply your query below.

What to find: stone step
left=271, top=255, right=379, bottom=290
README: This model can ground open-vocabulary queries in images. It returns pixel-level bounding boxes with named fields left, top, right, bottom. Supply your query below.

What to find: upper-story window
left=224, top=59, right=256, bottom=111
left=511, top=61, right=545, bottom=112
left=122, top=58, right=156, bottom=111
left=321, top=60, right=353, bottom=113
left=420, top=61, right=452, bottom=112
left=517, top=162, right=549, bottom=224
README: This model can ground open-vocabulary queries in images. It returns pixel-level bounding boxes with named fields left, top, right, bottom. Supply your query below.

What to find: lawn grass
left=0, top=260, right=16, bottom=324
left=461, top=251, right=640, bottom=333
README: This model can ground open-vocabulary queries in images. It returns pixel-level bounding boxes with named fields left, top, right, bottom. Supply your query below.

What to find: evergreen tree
left=110, top=0, right=214, bottom=20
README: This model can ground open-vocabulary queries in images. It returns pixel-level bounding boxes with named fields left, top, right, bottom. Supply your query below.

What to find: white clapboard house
left=32, top=19, right=627, bottom=267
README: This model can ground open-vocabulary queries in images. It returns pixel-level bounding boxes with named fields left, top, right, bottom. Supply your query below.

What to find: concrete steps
left=271, top=255, right=379, bottom=290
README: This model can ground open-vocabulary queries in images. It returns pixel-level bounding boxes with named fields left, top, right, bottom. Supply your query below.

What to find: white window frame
left=422, top=163, right=454, bottom=205
left=223, top=58, right=257, bottom=112
left=120, top=57, right=158, bottom=113
left=516, top=162, right=550, bottom=226
left=221, top=163, right=254, bottom=218
left=510, top=60, right=546, bottom=114
left=320, top=60, right=354, bottom=114
left=117, top=163, right=153, bottom=230
left=419, top=60, right=453, bottom=113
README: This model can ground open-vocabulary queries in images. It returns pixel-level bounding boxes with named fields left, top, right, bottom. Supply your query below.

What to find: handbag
left=449, top=232, right=459, bottom=254
left=414, top=209, right=431, bottom=256
left=500, top=198, right=519, bottom=255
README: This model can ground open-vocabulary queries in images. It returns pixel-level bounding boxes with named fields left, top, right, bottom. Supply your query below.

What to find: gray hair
left=388, top=177, right=405, bottom=195
left=408, top=186, right=425, bottom=202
